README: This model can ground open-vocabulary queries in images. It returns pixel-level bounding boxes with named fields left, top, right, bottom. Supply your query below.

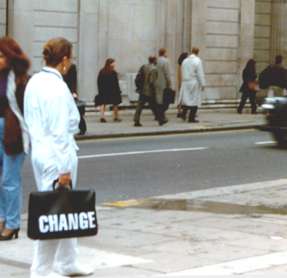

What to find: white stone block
left=254, top=50, right=270, bottom=63
left=255, top=14, right=271, bottom=26
left=34, top=0, right=78, bottom=12
left=255, top=26, right=271, bottom=38
left=205, top=48, right=238, bottom=61
left=207, top=0, right=240, bottom=9
left=206, top=35, right=239, bottom=48
left=207, top=21, right=239, bottom=35
left=0, top=8, right=5, bottom=24
left=203, top=86, right=237, bottom=100
left=0, top=24, right=5, bottom=37
left=256, top=2, right=271, bottom=14
left=34, top=12, right=78, bottom=28
left=205, top=61, right=238, bottom=74
left=207, top=8, right=239, bottom=22
left=34, top=26, right=78, bottom=43
left=254, top=38, right=270, bottom=50
left=206, top=74, right=238, bottom=87
left=0, top=0, right=5, bottom=9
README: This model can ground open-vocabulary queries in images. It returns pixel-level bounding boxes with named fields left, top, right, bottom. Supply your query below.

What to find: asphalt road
left=21, top=129, right=287, bottom=211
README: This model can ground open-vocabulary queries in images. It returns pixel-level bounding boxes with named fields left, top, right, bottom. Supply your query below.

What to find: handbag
left=27, top=181, right=98, bottom=240
left=3, top=107, right=23, bottom=155
left=163, top=88, right=176, bottom=105
left=248, top=81, right=259, bottom=92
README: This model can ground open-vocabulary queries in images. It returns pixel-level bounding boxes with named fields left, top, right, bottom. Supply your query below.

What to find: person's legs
left=249, top=93, right=257, bottom=114
left=181, top=106, right=188, bottom=121
left=188, top=106, right=198, bottom=123
left=237, top=93, right=248, bottom=114
left=1, top=152, right=24, bottom=231
left=100, top=105, right=106, bottom=122
left=113, top=105, right=121, bottom=122
left=134, top=96, right=146, bottom=125
left=0, top=119, right=5, bottom=227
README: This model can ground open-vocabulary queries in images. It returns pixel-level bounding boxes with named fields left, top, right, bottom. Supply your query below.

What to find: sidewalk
left=2, top=179, right=287, bottom=277
left=76, top=108, right=266, bottom=140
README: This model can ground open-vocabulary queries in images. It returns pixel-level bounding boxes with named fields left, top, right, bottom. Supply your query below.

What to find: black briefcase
left=27, top=182, right=98, bottom=240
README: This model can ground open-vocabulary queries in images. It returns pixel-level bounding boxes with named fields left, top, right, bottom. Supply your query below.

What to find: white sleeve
left=46, top=86, right=80, bottom=175
left=197, top=60, right=206, bottom=87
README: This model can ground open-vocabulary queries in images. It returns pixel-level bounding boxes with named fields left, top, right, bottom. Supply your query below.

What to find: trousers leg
left=249, top=93, right=257, bottom=113
left=0, top=118, right=4, bottom=223
left=181, top=106, right=188, bottom=121
left=238, top=93, right=248, bottom=113
left=134, top=97, right=146, bottom=123
left=188, top=106, right=198, bottom=122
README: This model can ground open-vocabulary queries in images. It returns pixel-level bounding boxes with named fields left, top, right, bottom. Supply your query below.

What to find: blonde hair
left=43, top=37, right=72, bottom=67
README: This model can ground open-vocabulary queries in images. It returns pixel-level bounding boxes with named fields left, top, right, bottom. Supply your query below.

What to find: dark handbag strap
left=52, top=179, right=72, bottom=192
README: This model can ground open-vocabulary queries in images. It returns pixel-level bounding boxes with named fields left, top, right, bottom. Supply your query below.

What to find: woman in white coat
left=24, top=38, right=93, bottom=278
left=178, top=48, right=206, bottom=123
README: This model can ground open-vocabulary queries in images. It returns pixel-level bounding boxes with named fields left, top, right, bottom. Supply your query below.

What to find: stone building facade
left=1, top=0, right=287, bottom=102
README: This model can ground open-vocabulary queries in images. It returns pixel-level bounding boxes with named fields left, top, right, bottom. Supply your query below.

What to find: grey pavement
left=76, top=107, right=265, bottom=140
left=2, top=179, right=287, bottom=277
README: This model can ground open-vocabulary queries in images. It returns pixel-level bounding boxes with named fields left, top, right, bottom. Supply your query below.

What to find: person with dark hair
left=134, top=56, right=162, bottom=126
left=95, top=58, right=122, bottom=122
left=0, top=36, right=30, bottom=241
left=237, top=59, right=258, bottom=114
left=25, top=37, right=93, bottom=278
left=176, top=52, right=189, bottom=118
left=63, top=63, right=87, bottom=135
left=178, top=47, right=205, bottom=123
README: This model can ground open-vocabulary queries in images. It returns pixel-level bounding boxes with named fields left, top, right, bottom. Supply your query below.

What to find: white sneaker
left=55, top=264, right=94, bottom=277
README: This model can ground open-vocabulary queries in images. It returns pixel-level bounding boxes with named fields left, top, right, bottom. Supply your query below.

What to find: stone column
left=191, top=0, right=207, bottom=57
left=78, top=0, right=100, bottom=101
left=239, top=0, right=255, bottom=72
left=271, top=0, right=287, bottom=62
left=8, top=0, right=34, bottom=57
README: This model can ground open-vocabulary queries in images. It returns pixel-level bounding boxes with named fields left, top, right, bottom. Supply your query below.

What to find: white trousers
left=30, top=149, right=78, bottom=276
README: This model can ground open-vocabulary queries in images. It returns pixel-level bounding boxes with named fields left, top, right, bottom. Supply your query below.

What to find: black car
left=260, top=97, right=287, bottom=146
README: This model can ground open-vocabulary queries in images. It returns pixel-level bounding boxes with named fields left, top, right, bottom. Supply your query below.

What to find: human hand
left=58, top=173, right=71, bottom=186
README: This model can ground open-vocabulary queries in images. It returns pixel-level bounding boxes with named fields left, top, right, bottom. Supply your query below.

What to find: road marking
left=162, top=251, right=287, bottom=276
left=255, top=141, right=275, bottom=145
left=78, top=147, right=207, bottom=160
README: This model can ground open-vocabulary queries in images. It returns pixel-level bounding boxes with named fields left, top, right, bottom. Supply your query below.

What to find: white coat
left=24, top=67, right=80, bottom=277
left=178, top=54, right=206, bottom=107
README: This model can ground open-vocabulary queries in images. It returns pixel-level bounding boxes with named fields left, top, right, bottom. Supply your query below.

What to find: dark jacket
left=63, top=64, right=77, bottom=94
left=259, top=64, right=287, bottom=89
left=95, top=70, right=122, bottom=106
left=239, top=67, right=257, bottom=93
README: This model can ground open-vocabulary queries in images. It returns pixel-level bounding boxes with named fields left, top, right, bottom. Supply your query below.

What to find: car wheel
left=272, top=130, right=287, bottom=147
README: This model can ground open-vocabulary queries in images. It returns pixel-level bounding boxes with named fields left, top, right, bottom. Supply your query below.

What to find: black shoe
left=188, top=119, right=199, bottom=123
left=0, top=228, right=20, bottom=241
left=237, top=109, right=242, bottom=114
left=159, top=119, right=168, bottom=126
left=100, top=118, right=107, bottom=123
left=114, top=118, right=122, bottom=122
left=134, top=122, right=142, bottom=127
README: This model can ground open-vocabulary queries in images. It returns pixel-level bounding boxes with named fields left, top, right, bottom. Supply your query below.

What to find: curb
left=75, top=124, right=264, bottom=141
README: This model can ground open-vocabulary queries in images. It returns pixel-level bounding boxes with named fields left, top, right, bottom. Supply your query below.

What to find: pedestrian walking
left=178, top=47, right=206, bottom=123
left=259, top=55, right=287, bottom=98
left=156, top=48, right=172, bottom=121
left=237, top=59, right=258, bottom=114
left=63, top=63, right=87, bottom=135
left=176, top=52, right=189, bottom=118
left=134, top=56, right=162, bottom=127
left=0, top=37, right=30, bottom=241
left=94, top=58, right=122, bottom=122
left=24, top=37, right=93, bottom=278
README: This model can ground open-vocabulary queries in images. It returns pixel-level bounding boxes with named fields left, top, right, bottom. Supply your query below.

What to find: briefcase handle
left=52, top=179, right=72, bottom=192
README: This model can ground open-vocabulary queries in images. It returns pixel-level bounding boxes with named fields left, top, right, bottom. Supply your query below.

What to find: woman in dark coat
left=237, top=59, right=257, bottom=114
left=95, top=58, right=122, bottom=122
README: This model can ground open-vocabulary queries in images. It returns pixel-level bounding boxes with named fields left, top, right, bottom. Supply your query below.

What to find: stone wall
left=203, top=0, right=241, bottom=99
left=254, top=0, right=271, bottom=72
left=0, top=0, right=6, bottom=37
